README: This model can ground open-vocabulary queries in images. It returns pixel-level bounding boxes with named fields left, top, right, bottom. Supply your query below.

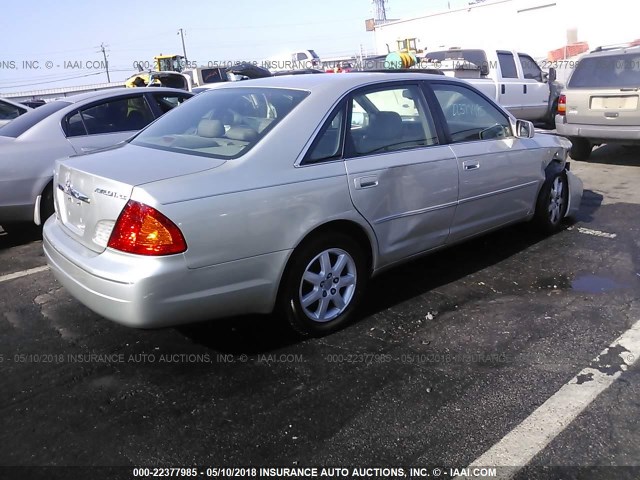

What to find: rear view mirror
left=516, top=119, right=535, bottom=138
left=548, top=67, right=557, bottom=83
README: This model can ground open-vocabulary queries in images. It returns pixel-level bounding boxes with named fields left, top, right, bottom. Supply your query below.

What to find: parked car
left=0, top=87, right=192, bottom=226
left=0, top=97, right=32, bottom=127
left=555, top=45, right=640, bottom=160
left=21, top=99, right=47, bottom=109
left=43, top=73, right=583, bottom=336
left=425, top=47, right=562, bottom=126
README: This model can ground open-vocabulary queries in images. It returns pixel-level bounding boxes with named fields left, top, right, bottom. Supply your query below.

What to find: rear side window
left=568, top=53, right=640, bottom=88
left=498, top=52, right=518, bottom=78
left=150, top=93, right=191, bottom=114
left=0, top=101, right=69, bottom=138
left=0, top=101, right=27, bottom=120
left=65, top=96, right=155, bottom=137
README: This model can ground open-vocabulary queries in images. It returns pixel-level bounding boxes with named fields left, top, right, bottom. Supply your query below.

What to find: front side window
left=347, top=84, right=438, bottom=156
left=432, top=83, right=512, bottom=143
left=518, top=54, right=543, bottom=82
left=131, top=87, right=309, bottom=159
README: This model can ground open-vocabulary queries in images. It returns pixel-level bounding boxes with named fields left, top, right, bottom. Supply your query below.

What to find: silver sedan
left=43, top=73, right=583, bottom=336
left=0, top=87, right=192, bottom=226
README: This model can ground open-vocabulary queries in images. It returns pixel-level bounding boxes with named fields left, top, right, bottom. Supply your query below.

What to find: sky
left=0, top=0, right=471, bottom=94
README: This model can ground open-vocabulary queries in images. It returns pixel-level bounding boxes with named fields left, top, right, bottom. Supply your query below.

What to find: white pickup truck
left=424, top=48, right=561, bottom=126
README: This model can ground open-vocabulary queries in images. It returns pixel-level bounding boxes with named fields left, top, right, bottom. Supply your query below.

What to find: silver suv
left=556, top=45, right=640, bottom=160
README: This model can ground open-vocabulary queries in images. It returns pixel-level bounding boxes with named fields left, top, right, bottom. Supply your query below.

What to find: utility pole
left=99, top=43, right=111, bottom=83
left=177, top=28, right=188, bottom=66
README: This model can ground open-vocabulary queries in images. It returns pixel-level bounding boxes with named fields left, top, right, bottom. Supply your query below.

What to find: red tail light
left=557, top=94, right=566, bottom=116
left=108, top=200, right=187, bottom=256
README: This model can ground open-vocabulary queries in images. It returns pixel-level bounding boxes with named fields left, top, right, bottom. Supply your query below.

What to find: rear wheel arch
left=275, top=220, right=375, bottom=336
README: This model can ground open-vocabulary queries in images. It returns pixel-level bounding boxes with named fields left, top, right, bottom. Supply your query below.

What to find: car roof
left=585, top=45, right=640, bottom=57
left=58, top=87, right=191, bottom=104
left=208, top=71, right=456, bottom=92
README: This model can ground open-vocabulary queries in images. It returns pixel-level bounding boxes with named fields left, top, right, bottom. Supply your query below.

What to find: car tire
left=39, top=183, right=54, bottom=226
left=569, top=137, right=592, bottom=160
left=278, top=233, right=367, bottom=337
left=545, top=99, right=558, bottom=129
left=534, top=171, right=568, bottom=233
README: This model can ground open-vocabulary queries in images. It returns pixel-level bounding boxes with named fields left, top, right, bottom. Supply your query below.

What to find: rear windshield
left=568, top=53, right=640, bottom=88
left=131, top=87, right=309, bottom=159
left=0, top=100, right=69, bottom=138
left=426, top=49, right=489, bottom=71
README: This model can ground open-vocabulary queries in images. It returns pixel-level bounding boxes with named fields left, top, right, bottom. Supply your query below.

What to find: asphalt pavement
left=0, top=144, right=639, bottom=480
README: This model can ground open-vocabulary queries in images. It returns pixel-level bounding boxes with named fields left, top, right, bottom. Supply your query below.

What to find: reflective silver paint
left=43, top=73, right=583, bottom=328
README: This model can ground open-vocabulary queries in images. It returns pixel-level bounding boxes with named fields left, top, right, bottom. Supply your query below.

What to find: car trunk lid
left=54, top=144, right=224, bottom=253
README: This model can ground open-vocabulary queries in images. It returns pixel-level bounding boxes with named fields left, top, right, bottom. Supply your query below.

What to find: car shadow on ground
left=582, top=144, right=640, bottom=167
left=0, top=223, right=42, bottom=250
left=576, top=189, right=604, bottom=224
left=178, top=220, right=577, bottom=355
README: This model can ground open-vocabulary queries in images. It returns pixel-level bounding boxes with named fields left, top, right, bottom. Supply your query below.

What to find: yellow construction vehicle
left=154, top=54, right=185, bottom=72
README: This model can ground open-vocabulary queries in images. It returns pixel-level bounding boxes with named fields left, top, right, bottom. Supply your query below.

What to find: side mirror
left=548, top=67, right=557, bottom=83
left=516, top=119, right=535, bottom=138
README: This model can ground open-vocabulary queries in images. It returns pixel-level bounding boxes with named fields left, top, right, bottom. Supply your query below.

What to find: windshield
left=568, top=53, right=640, bottom=88
left=131, top=87, right=309, bottom=159
left=0, top=100, right=69, bottom=138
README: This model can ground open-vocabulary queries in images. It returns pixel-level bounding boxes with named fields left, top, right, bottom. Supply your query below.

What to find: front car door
left=428, top=81, right=542, bottom=242
left=343, top=82, right=459, bottom=267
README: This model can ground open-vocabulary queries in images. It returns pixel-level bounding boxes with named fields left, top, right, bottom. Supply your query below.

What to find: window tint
left=131, top=87, right=309, bottom=159
left=498, top=52, right=518, bottom=78
left=79, top=96, right=154, bottom=135
left=348, top=84, right=438, bottom=156
left=432, top=83, right=512, bottom=143
left=65, top=111, right=87, bottom=137
left=568, top=53, right=640, bottom=88
left=0, top=101, right=69, bottom=138
left=305, top=107, right=344, bottom=164
left=0, top=101, right=26, bottom=121
left=518, top=54, right=543, bottom=82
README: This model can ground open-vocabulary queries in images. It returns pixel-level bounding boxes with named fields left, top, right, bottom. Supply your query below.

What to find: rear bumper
left=43, top=215, right=289, bottom=328
left=556, top=116, right=640, bottom=143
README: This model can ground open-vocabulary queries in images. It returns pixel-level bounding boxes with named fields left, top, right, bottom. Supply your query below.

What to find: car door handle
left=463, top=161, right=480, bottom=171
left=354, top=176, right=379, bottom=189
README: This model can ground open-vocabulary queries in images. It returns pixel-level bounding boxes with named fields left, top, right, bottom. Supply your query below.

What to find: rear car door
left=343, top=82, right=459, bottom=266
left=428, top=81, right=542, bottom=242
left=563, top=51, right=640, bottom=128
left=64, top=94, right=156, bottom=153
left=497, top=50, right=524, bottom=117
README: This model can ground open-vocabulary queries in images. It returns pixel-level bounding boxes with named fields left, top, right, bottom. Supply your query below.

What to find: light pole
left=178, top=28, right=188, bottom=66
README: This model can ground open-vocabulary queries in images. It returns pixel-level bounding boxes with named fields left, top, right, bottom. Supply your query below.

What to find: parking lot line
left=459, top=319, right=640, bottom=479
left=0, top=265, right=49, bottom=284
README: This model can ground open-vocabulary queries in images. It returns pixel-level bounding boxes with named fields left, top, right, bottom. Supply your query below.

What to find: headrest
left=226, top=126, right=258, bottom=142
left=197, top=119, right=224, bottom=138
left=369, top=111, right=403, bottom=139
